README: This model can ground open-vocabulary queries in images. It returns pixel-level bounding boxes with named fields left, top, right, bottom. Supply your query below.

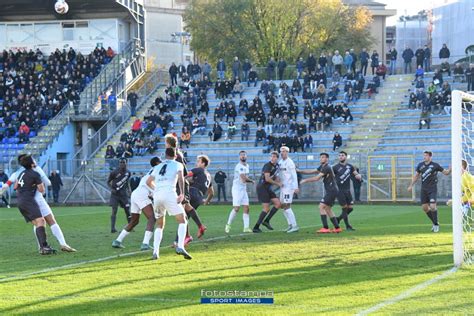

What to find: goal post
left=451, top=90, right=474, bottom=266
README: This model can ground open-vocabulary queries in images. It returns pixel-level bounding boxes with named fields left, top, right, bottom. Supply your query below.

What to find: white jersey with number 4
left=232, top=162, right=250, bottom=207
left=151, top=159, right=185, bottom=217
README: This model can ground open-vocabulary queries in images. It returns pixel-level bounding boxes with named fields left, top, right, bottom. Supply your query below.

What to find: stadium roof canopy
left=0, top=0, right=143, bottom=22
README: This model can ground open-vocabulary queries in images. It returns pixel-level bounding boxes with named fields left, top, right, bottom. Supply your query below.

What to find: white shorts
left=153, top=191, right=185, bottom=218
left=35, top=191, right=52, bottom=217
left=130, top=189, right=152, bottom=214
left=232, top=186, right=249, bottom=207
left=280, top=189, right=295, bottom=204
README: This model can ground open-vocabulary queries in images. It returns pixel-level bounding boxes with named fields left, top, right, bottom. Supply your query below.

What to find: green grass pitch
left=0, top=204, right=472, bottom=315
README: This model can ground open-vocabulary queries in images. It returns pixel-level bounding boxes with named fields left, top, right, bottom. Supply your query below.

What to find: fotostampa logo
left=200, top=289, right=274, bottom=304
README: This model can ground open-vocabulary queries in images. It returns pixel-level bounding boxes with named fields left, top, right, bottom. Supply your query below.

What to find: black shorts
left=321, top=190, right=338, bottom=207
left=110, top=193, right=130, bottom=209
left=420, top=187, right=437, bottom=204
left=257, top=183, right=277, bottom=203
left=337, top=190, right=354, bottom=206
left=17, top=197, right=42, bottom=222
left=177, top=180, right=191, bottom=205
left=189, top=187, right=204, bottom=210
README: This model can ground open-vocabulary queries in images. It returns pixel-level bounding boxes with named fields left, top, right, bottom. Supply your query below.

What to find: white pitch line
left=0, top=225, right=318, bottom=283
left=356, top=266, right=459, bottom=316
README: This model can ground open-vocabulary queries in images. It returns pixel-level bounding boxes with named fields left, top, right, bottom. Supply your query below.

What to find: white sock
left=33, top=226, right=40, bottom=249
left=116, top=229, right=129, bottom=243
left=50, top=223, right=66, bottom=246
left=243, top=213, right=250, bottom=229
left=153, top=228, right=163, bottom=256
left=282, top=210, right=291, bottom=225
left=177, top=222, right=187, bottom=249
left=227, top=210, right=238, bottom=225
left=286, top=208, right=297, bottom=226
left=143, top=230, right=153, bottom=245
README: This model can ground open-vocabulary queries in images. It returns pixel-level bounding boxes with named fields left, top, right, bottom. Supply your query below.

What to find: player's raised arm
left=177, top=169, right=184, bottom=203
left=442, top=165, right=452, bottom=175
left=297, top=168, right=320, bottom=175
left=300, top=173, right=323, bottom=184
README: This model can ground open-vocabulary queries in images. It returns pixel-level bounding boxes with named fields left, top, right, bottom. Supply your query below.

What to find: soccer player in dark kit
left=15, top=155, right=55, bottom=254
left=253, top=151, right=282, bottom=233
left=408, top=151, right=451, bottom=232
left=108, top=157, right=132, bottom=233
left=299, top=152, right=342, bottom=233
left=333, top=151, right=362, bottom=231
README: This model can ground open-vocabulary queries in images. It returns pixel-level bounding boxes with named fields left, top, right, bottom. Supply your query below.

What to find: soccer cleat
left=176, top=247, right=192, bottom=260
left=40, top=246, right=57, bottom=255
left=345, top=226, right=356, bottom=231
left=316, top=228, right=331, bottom=234
left=433, top=225, right=440, bottom=233
left=286, top=225, right=293, bottom=232
left=261, top=221, right=274, bottom=231
left=152, top=253, right=159, bottom=260
left=225, top=224, right=231, bottom=234
left=140, top=243, right=153, bottom=251
left=112, top=240, right=125, bottom=248
left=60, top=244, right=77, bottom=252
left=287, top=225, right=300, bottom=233
left=253, top=227, right=263, bottom=233
left=243, top=227, right=253, bottom=233
left=184, top=236, right=193, bottom=246
left=7, top=205, right=11, bottom=208
left=197, top=225, right=207, bottom=238
left=332, top=227, right=343, bottom=233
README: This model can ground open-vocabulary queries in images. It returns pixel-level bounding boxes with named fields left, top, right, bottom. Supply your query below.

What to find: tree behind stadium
left=183, top=0, right=374, bottom=65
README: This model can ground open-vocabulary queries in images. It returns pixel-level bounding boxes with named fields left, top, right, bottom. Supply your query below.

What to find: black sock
left=111, top=207, right=118, bottom=231
left=340, top=209, right=350, bottom=227
left=320, top=215, right=329, bottom=229
left=35, top=226, right=48, bottom=247
left=264, top=207, right=278, bottom=223
left=426, top=211, right=435, bottom=224
left=431, top=209, right=439, bottom=225
left=187, top=208, right=203, bottom=227
left=254, top=211, right=268, bottom=229
left=347, top=207, right=353, bottom=215
left=330, top=217, right=340, bottom=229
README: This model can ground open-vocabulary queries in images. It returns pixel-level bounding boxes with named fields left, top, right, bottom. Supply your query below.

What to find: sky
left=377, top=0, right=435, bottom=25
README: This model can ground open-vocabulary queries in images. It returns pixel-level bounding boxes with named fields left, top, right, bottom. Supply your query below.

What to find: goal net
left=452, top=90, right=474, bottom=266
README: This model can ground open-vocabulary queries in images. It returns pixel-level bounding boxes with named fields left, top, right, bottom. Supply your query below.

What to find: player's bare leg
left=185, top=203, right=206, bottom=238
left=429, top=202, right=439, bottom=232
left=262, top=198, right=281, bottom=231
left=32, top=217, right=56, bottom=255
left=141, top=205, right=156, bottom=249
left=317, top=204, right=331, bottom=233
left=33, top=213, right=76, bottom=252
left=422, top=203, right=437, bottom=231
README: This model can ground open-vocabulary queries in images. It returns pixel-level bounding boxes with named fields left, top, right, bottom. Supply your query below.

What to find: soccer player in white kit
left=0, top=154, right=76, bottom=252
left=112, top=157, right=161, bottom=250
left=146, top=147, right=192, bottom=260
left=278, top=146, right=299, bottom=233
left=225, top=151, right=255, bottom=233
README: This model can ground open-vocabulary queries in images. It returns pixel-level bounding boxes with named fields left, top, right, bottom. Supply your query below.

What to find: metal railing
left=74, top=38, right=146, bottom=118
left=70, top=70, right=168, bottom=175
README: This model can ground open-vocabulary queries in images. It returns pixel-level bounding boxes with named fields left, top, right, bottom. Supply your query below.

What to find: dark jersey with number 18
left=333, top=163, right=355, bottom=191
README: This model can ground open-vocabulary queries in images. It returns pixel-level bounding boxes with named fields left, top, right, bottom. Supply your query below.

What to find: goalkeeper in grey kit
left=108, top=157, right=132, bottom=233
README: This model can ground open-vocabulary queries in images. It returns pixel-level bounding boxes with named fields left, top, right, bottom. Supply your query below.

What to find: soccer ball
left=55, top=1, right=69, bottom=15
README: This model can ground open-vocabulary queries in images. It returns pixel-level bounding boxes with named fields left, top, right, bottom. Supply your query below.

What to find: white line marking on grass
left=356, top=266, right=459, bottom=316
left=0, top=225, right=319, bottom=283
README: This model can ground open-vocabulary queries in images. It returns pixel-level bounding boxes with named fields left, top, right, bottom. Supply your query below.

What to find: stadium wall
left=38, top=123, right=76, bottom=173
left=0, top=18, right=132, bottom=54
